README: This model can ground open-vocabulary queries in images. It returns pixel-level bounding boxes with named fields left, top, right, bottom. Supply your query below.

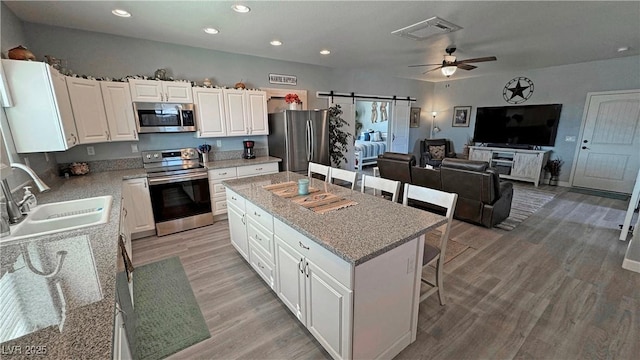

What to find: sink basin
left=1, top=196, right=113, bottom=243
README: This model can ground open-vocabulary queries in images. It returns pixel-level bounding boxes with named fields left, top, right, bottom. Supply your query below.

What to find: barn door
left=571, top=90, right=640, bottom=194
left=390, top=100, right=410, bottom=153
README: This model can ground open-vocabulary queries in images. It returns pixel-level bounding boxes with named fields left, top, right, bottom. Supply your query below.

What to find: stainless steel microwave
left=134, top=102, right=196, bottom=133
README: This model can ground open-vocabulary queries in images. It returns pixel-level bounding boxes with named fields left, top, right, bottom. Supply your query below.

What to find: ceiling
left=5, top=1, right=640, bottom=82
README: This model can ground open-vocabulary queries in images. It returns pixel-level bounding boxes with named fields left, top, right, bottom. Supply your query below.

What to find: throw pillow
left=371, top=131, right=382, bottom=142
left=362, top=132, right=370, bottom=141
left=429, top=145, right=446, bottom=160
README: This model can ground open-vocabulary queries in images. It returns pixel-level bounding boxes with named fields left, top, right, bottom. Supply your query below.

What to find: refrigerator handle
left=308, top=119, right=314, bottom=161
left=306, top=119, right=312, bottom=162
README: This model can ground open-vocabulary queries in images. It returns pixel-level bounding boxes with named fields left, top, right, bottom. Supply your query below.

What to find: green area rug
left=133, top=257, right=210, bottom=360
left=569, top=187, right=630, bottom=200
left=495, top=185, right=557, bottom=231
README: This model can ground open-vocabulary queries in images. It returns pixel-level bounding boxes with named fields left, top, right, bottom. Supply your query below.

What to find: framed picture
left=452, top=106, right=471, bottom=127
left=410, top=107, right=421, bottom=128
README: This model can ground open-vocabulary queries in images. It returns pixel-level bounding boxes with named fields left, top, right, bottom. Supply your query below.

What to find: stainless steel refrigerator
left=268, top=110, right=330, bottom=173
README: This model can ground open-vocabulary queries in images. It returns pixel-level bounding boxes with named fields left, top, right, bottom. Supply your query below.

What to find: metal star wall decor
left=503, top=77, right=534, bottom=104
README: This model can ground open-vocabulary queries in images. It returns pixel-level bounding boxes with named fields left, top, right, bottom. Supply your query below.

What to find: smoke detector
left=391, top=17, right=463, bottom=41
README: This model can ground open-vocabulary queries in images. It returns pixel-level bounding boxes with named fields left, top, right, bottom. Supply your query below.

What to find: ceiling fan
left=409, top=46, right=497, bottom=77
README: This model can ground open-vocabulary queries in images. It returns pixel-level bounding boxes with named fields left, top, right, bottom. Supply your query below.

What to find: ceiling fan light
left=441, top=66, right=457, bottom=77
left=444, top=55, right=456, bottom=63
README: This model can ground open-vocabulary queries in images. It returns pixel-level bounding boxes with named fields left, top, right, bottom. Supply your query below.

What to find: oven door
left=135, top=102, right=196, bottom=133
left=147, top=172, right=212, bottom=235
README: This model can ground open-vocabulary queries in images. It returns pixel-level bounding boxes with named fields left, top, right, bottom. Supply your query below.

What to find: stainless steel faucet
left=1, top=162, right=50, bottom=224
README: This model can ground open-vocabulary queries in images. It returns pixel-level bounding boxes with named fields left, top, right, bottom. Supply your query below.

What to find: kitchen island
left=223, top=171, right=446, bottom=360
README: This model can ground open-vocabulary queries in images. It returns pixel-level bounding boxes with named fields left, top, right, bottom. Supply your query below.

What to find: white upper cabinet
left=101, top=82, right=137, bottom=141
left=66, top=77, right=110, bottom=144
left=221, top=89, right=268, bottom=137
left=224, top=89, right=248, bottom=136
left=193, top=87, right=226, bottom=138
left=129, top=79, right=192, bottom=103
left=68, top=78, right=138, bottom=144
left=246, top=91, right=268, bottom=135
left=1, top=59, right=78, bottom=153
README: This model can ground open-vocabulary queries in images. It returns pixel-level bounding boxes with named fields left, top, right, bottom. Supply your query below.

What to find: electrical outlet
left=87, top=146, right=95, bottom=156
left=565, top=136, right=576, bottom=142
left=216, top=140, right=222, bottom=148
left=131, top=144, right=139, bottom=153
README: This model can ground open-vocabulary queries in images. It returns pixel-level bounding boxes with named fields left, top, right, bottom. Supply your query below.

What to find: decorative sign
left=503, top=77, right=534, bottom=104
left=269, top=73, right=297, bottom=86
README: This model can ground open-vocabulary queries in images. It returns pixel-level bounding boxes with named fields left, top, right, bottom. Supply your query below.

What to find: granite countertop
left=223, top=171, right=446, bottom=265
left=203, top=156, right=281, bottom=170
left=0, top=169, right=146, bottom=359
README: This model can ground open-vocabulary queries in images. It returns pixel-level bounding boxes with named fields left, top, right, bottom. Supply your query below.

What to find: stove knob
left=153, top=153, right=159, bottom=158
left=145, top=154, right=152, bottom=159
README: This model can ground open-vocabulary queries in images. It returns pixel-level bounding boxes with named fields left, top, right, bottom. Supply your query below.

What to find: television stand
left=468, top=146, right=550, bottom=187
left=487, top=143, right=532, bottom=150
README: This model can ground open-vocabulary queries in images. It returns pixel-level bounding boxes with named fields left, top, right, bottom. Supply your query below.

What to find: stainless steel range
left=143, top=148, right=212, bottom=236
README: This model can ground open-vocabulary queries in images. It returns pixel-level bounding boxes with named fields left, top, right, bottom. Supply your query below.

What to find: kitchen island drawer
left=248, top=242, right=275, bottom=289
left=247, top=218, right=274, bottom=260
left=226, top=189, right=245, bottom=210
left=246, top=201, right=273, bottom=231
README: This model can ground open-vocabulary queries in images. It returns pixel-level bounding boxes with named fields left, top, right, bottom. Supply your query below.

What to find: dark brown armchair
left=439, top=158, right=513, bottom=228
left=420, top=138, right=456, bottom=167
left=376, top=152, right=416, bottom=201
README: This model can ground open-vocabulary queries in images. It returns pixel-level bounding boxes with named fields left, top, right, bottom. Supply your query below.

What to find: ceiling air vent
left=391, top=16, right=463, bottom=41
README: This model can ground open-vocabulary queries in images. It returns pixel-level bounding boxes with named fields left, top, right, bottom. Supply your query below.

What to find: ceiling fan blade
left=457, top=56, right=497, bottom=64
left=456, top=63, right=477, bottom=71
left=408, top=63, right=443, bottom=68
left=422, top=66, right=443, bottom=75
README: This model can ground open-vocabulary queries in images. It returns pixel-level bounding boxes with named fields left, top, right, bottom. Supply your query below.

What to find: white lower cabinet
left=121, top=178, right=155, bottom=239
left=226, top=191, right=248, bottom=258
left=209, top=162, right=278, bottom=217
left=113, top=304, right=132, bottom=360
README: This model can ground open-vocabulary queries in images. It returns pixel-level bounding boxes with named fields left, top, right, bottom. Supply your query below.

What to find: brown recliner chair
left=420, top=138, right=456, bottom=167
left=376, top=152, right=415, bottom=201
left=439, top=158, right=513, bottom=228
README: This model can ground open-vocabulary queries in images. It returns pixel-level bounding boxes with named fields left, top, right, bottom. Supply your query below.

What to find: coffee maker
left=242, top=140, right=255, bottom=159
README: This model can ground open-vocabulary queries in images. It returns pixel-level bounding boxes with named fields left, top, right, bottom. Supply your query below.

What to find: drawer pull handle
left=254, top=211, right=260, bottom=217
left=231, top=196, right=237, bottom=200
left=256, top=235, right=261, bottom=241
left=256, top=167, right=263, bottom=170
left=219, top=172, right=227, bottom=175
left=304, top=262, right=309, bottom=278
left=299, top=241, right=309, bottom=250
left=298, top=258, right=304, bottom=273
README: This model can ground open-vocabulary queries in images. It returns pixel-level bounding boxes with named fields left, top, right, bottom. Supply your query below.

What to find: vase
left=289, top=103, right=299, bottom=110
left=548, top=175, right=559, bottom=186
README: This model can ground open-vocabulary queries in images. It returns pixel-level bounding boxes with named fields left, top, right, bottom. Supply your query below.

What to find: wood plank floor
left=132, top=185, right=640, bottom=359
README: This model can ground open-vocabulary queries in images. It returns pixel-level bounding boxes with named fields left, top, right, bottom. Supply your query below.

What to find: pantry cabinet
left=1, top=59, right=79, bottom=152
left=129, top=79, right=193, bottom=103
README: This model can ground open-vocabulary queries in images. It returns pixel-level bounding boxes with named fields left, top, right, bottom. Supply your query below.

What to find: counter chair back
left=402, top=183, right=457, bottom=305
left=328, top=167, right=358, bottom=190
left=361, top=175, right=401, bottom=203
left=308, top=162, right=330, bottom=181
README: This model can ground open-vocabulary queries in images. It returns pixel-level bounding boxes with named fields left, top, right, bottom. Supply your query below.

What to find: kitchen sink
left=1, top=196, right=113, bottom=243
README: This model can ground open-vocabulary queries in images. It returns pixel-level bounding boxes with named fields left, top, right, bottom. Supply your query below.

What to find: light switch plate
left=216, top=140, right=222, bottom=147
left=87, top=146, right=95, bottom=156
left=565, top=136, right=576, bottom=142
left=131, top=144, right=139, bottom=153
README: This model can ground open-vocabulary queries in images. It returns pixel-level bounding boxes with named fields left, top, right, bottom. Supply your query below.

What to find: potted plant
left=328, top=104, right=352, bottom=167
left=285, top=93, right=302, bottom=110
left=544, top=158, right=564, bottom=186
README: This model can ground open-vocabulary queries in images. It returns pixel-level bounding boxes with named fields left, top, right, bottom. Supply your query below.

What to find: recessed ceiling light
left=617, top=46, right=629, bottom=52
left=320, top=49, right=331, bottom=55
left=232, top=4, right=251, bottom=13
left=111, top=9, right=131, bottom=18
left=270, top=40, right=283, bottom=46
left=204, top=27, right=220, bottom=35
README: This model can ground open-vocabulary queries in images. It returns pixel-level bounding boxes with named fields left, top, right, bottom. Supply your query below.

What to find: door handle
left=583, top=140, right=589, bottom=143
left=582, top=146, right=590, bottom=150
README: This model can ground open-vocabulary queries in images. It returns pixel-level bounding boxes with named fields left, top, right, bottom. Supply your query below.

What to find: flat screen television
left=473, top=104, right=562, bottom=147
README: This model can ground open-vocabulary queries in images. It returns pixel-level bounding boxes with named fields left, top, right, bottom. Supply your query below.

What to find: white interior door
left=391, top=100, right=410, bottom=153
left=572, top=90, right=640, bottom=194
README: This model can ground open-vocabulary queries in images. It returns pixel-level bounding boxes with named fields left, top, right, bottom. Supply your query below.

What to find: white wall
left=432, top=55, right=640, bottom=182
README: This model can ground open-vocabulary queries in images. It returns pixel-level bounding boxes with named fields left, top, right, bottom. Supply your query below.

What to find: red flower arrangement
left=285, top=93, right=302, bottom=104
